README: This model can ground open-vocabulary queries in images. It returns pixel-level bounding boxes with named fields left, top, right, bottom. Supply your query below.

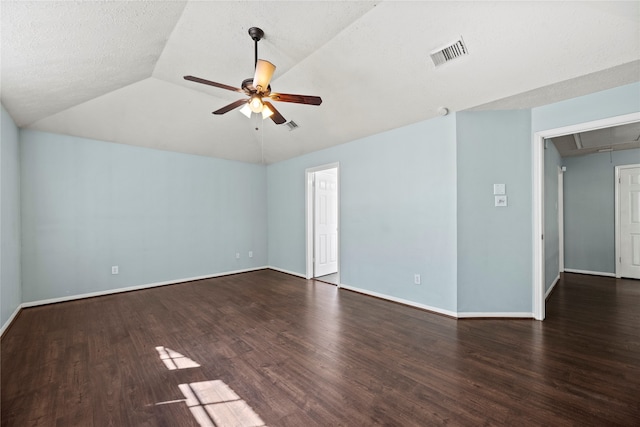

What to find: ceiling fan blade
left=263, top=101, right=286, bottom=125
left=269, top=92, right=322, bottom=106
left=253, top=60, right=276, bottom=92
left=184, top=75, right=243, bottom=93
left=212, top=99, right=248, bottom=115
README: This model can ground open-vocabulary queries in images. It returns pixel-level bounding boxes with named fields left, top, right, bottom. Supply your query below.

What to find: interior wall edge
left=0, top=304, right=22, bottom=338
left=339, top=284, right=458, bottom=319
left=20, top=266, right=268, bottom=308
left=562, top=268, right=616, bottom=278
left=545, top=274, right=560, bottom=300
left=456, top=312, right=533, bottom=319
left=0, top=104, right=22, bottom=328
left=267, top=266, right=306, bottom=279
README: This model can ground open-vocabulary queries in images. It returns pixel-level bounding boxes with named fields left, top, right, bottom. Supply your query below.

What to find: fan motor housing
left=241, top=78, right=271, bottom=96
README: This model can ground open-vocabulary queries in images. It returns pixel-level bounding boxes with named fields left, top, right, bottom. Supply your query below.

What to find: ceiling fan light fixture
left=249, top=95, right=264, bottom=113
left=240, top=101, right=273, bottom=120
left=239, top=104, right=252, bottom=118
left=184, top=27, right=321, bottom=126
left=261, top=104, right=274, bottom=119
left=253, top=59, right=276, bottom=92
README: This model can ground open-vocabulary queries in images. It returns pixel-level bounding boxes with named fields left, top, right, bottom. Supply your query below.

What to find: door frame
left=532, top=112, right=640, bottom=320
left=305, top=162, right=340, bottom=283
left=615, top=163, right=640, bottom=278
left=558, top=166, right=565, bottom=273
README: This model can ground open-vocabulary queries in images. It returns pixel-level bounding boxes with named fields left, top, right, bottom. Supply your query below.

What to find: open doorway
left=533, top=112, right=640, bottom=320
left=305, top=163, right=340, bottom=285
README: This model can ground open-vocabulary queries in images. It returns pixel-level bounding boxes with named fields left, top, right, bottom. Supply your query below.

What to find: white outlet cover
left=493, top=184, right=506, bottom=195
left=495, top=195, right=508, bottom=207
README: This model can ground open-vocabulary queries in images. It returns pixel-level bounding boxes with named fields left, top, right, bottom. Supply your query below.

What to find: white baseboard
left=545, top=274, right=560, bottom=299
left=9, top=268, right=541, bottom=329
left=457, top=312, right=533, bottom=318
left=267, top=266, right=306, bottom=279
left=21, top=266, right=268, bottom=308
left=1, top=304, right=23, bottom=337
left=563, top=268, right=616, bottom=278
left=339, top=284, right=534, bottom=319
left=339, top=284, right=458, bottom=318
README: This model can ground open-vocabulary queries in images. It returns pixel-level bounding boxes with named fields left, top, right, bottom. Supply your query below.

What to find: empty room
left=1, top=1, right=639, bottom=426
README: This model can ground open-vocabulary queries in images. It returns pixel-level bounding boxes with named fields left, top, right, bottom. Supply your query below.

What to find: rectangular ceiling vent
left=430, top=37, right=468, bottom=67
left=285, top=121, right=299, bottom=131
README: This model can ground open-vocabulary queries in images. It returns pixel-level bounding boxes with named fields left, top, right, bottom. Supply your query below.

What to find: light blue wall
left=268, top=116, right=458, bottom=312
left=8, top=82, right=640, bottom=316
left=1, top=106, right=22, bottom=328
left=456, top=111, right=533, bottom=313
left=563, top=148, right=640, bottom=274
left=20, top=130, right=267, bottom=302
left=532, top=82, right=640, bottom=132
left=544, top=141, right=562, bottom=291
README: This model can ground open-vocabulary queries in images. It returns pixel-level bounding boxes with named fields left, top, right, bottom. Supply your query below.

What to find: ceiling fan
left=184, top=27, right=322, bottom=125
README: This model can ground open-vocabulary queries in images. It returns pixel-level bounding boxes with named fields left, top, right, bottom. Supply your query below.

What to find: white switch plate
left=495, top=195, right=508, bottom=207
left=248, top=251, right=253, bottom=258
left=235, top=252, right=240, bottom=259
left=493, top=184, right=506, bottom=195
left=111, top=266, right=119, bottom=275
left=414, top=274, right=421, bottom=285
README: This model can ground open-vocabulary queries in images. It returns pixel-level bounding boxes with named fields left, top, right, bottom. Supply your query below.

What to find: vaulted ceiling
left=2, top=1, right=639, bottom=164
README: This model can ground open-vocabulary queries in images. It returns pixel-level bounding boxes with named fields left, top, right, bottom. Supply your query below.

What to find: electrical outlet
left=111, top=266, right=119, bottom=275
left=236, top=252, right=240, bottom=259
left=414, top=274, right=421, bottom=285
left=248, top=251, right=253, bottom=258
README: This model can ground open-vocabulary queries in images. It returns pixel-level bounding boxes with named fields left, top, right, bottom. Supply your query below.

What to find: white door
left=619, top=166, right=640, bottom=279
left=314, top=170, right=338, bottom=277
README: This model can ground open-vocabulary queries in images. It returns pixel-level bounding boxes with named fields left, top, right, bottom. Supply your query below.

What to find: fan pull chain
left=253, top=113, right=264, bottom=164
left=261, top=120, right=265, bottom=164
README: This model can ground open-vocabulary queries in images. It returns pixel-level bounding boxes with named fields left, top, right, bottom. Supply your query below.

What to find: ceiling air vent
left=430, top=37, right=468, bottom=67
left=284, top=121, right=299, bottom=131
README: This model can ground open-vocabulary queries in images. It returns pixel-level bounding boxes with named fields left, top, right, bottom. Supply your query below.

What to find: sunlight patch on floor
left=180, top=380, right=265, bottom=427
left=155, top=346, right=201, bottom=370
left=155, top=346, right=266, bottom=426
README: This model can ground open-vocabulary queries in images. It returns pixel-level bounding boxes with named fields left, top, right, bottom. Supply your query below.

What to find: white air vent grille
left=430, top=37, right=468, bottom=67
left=285, top=121, right=299, bottom=131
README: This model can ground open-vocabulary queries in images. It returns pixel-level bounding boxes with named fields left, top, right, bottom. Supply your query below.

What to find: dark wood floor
left=2, top=270, right=639, bottom=426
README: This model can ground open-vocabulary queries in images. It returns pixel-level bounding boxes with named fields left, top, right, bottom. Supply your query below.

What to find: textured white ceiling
left=1, top=1, right=188, bottom=126
left=2, top=1, right=639, bottom=164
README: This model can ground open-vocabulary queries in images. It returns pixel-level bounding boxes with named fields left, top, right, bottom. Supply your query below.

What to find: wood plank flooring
left=2, top=270, right=639, bottom=426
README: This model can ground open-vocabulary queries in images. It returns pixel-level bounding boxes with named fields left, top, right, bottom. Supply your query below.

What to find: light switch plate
left=495, top=195, right=508, bottom=207
left=493, top=184, right=506, bottom=195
